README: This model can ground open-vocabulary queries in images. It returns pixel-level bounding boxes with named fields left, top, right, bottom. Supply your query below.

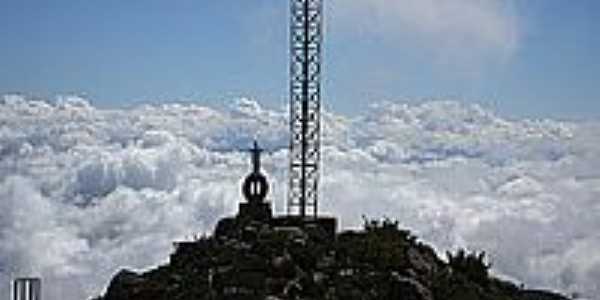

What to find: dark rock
left=102, top=270, right=144, bottom=300
left=518, top=290, right=571, bottom=300
left=94, top=217, right=572, bottom=300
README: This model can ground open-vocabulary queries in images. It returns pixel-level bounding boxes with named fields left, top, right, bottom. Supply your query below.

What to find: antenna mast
left=288, top=0, right=323, bottom=218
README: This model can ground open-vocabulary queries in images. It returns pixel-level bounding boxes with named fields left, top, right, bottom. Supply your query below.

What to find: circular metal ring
left=242, top=173, right=269, bottom=203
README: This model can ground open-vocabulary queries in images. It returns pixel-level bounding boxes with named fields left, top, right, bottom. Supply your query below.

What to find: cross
left=249, top=140, right=263, bottom=174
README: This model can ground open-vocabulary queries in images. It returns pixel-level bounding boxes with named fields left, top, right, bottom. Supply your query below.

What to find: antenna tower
left=288, top=0, right=323, bottom=218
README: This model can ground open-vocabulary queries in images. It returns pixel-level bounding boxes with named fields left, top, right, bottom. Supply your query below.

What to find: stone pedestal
left=238, top=202, right=272, bottom=223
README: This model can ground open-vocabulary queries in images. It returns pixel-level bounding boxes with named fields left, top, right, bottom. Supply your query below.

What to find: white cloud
left=330, top=0, right=520, bottom=62
left=1, top=94, right=599, bottom=299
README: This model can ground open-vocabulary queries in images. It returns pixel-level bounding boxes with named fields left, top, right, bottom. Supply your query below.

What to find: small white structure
left=12, top=278, right=41, bottom=300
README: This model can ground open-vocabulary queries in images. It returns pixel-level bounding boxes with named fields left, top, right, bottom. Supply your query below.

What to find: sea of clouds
left=0, top=94, right=599, bottom=299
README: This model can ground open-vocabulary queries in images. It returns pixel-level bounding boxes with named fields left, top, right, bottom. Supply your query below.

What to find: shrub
left=446, top=249, right=491, bottom=286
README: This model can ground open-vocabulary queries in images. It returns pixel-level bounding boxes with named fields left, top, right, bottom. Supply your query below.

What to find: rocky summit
left=93, top=216, right=570, bottom=300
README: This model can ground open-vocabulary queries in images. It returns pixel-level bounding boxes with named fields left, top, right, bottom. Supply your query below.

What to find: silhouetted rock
left=94, top=217, right=571, bottom=300
left=518, top=290, right=571, bottom=300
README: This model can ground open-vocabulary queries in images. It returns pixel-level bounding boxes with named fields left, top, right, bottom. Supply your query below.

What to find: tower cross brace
left=288, top=0, right=323, bottom=218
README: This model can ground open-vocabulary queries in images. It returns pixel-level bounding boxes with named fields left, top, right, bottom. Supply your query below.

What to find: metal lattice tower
left=288, top=0, right=323, bottom=218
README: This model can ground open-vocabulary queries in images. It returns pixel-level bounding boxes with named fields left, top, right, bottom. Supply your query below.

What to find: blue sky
left=1, top=0, right=599, bottom=119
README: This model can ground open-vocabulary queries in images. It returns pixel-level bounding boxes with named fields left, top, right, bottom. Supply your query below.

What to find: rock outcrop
left=94, top=218, right=569, bottom=300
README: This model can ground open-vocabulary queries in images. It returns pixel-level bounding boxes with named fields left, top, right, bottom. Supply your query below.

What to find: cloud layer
left=1, top=94, right=599, bottom=299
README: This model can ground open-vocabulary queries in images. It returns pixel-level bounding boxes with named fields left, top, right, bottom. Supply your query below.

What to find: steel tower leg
left=288, top=0, right=323, bottom=219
